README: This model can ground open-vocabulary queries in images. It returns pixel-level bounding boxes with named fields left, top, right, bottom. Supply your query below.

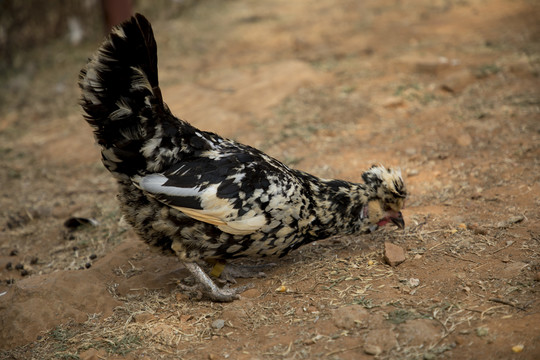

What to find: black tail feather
left=79, top=14, right=165, bottom=178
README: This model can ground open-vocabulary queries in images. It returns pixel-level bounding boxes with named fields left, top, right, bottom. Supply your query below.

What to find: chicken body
left=79, top=14, right=407, bottom=301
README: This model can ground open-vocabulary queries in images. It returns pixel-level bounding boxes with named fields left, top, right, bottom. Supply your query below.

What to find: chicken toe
left=181, top=262, right=253, bottom=302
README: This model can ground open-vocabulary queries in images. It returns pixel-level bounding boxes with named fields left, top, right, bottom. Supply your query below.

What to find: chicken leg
left=181, top=262, right=253, bottom=302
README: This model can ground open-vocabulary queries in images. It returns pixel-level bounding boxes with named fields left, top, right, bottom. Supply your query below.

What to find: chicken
left=79, top=14, right=407, bottom=302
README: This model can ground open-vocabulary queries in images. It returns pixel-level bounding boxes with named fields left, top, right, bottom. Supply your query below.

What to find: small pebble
left=15, top=263, right=24, bottom=270
left=85, top=263, right=92, bottom=269
left=384, top=242, right=406, bottom=267
left=6, top=279, right=15, bottom=284
left=5, top=262, right=12, bottom=270
left=364, top=344, right=382, bottom=355
left=72, top=246, right=79, bottom=251
left=30, top=257, right=39, bottom=265
left=476, top=327, right=489, bottom=337
left=9, top=249, right=18, bottom=256
left=89, top=254, right=97, bottom=260
left=211, top=319, right=225, bottom=330
left=496, top=215, right=525, bottom=228
left=20, top=269, right=29, bottom=276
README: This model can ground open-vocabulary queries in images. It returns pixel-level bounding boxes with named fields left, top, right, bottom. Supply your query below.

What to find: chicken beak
left=390, top=212, right=405, bottom=229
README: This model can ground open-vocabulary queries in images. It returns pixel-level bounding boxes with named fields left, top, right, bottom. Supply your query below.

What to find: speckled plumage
left=79, top=14, right=407, bottom=301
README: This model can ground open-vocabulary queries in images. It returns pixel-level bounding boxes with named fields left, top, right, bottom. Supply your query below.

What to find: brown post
left=102, top=0, right=133, bottom=30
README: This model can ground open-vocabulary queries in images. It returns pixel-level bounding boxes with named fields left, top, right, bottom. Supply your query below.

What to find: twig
left=491, top=241, right=515, bottom=254
left=489, top=298, right=527, bottom=311
left=481, top=306, right=503, bottom=319
left=465, top=308, right=483, bottom=313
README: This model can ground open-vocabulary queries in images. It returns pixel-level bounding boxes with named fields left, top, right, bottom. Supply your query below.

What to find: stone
left=211, top=319, right=225, bottom=330
left=384, top=242, right=406, bottom=267
left=332, top=305, right=370, bottom=330
left=364, top=344, right=382, bottom=355
left=364, top=328, right=398, bottom=354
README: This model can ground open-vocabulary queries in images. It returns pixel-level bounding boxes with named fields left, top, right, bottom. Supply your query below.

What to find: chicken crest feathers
left=362, top=165, right=407, bottom=204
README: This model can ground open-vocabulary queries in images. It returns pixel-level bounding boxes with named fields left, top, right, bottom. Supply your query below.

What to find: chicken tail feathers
left=79, top=14, right=166, bottom=179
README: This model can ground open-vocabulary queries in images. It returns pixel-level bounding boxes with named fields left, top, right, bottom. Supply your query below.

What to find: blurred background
left=0, top=0, right=539, bottom=358
left=0, top=0, right=203, bottom=71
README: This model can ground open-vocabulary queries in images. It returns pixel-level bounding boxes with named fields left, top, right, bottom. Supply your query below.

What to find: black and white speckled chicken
left=79, top=14, right=407, bottom=302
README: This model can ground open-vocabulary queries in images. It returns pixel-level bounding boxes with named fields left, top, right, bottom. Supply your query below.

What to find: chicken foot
left=218, top=262, right=276, bottom=284
left=180, top=262, right=253, bottom=302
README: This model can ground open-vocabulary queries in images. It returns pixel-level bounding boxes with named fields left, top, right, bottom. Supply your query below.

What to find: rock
left=476, top=326, right=489, bottom=337
left=496, top=215, right=525, bottom=228
left=534, top=272, right=540, bottom=282
left=397, top=319, right=442, bottom=346
left=332, top=305, right=370, bottom=330
left=364, top=328, right=398, bottom=354
left=221, top=308, right=245, bottom=324
left=211, top=319, right=225, bottom=330
left=384, top=242, right=406, bottom=267
left=364, top=344, right=382, bottom=356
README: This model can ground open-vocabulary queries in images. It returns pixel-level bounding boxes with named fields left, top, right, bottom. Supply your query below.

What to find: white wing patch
left=137, top=174, right=266, bottom=236
left=140, top=174, right=202, bottom=197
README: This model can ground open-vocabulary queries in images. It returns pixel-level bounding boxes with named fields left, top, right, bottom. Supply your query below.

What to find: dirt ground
left=1, top=0, right=539, bottom=359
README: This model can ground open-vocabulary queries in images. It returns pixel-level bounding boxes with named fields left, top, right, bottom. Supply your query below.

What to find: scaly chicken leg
left=182, top=262, right=253, bottom=302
